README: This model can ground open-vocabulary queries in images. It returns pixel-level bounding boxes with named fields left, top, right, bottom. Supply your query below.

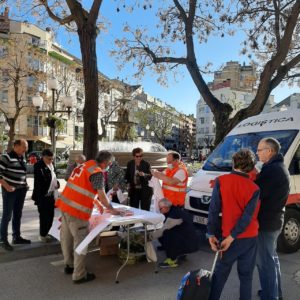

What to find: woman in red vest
left=207, top=149, right=260, bottom=300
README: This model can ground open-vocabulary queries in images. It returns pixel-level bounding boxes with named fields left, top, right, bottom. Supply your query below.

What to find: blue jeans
left=209, top=237, right=257, bottom=300
left=0, top=187, right=27, bottom=241
left=257, top=230, right=282, bottom=300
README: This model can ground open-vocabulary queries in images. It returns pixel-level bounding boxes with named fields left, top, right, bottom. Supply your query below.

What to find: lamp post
left=145, top=124, right=150, bottom=141
left=32, top=77, right=73, bottom=164
left=150, top=130, right=155, bottom=141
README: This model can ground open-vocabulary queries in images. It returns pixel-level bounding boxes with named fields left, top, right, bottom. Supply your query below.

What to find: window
left=31, top=36, right=40, bottom=46
left=0, top=90, right=8, bottom=103
left=205, top=106, right=211, bottom=114
left=200, top=117, right=205, bottom=124
left=0, top=46, right=7, bottom=58
left=203, top=130, right=298, bottom=172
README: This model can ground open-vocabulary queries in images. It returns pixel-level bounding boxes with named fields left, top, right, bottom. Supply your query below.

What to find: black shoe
left=73, top=272, right=96, bottom=284
left=64, top=265, right=74, bottom=275
left=257, top=290, right=282, bottom=300
left=177, top=254, right=187, bottom=262
left=12, top=237, right=31, bottom=244
left=157, top=245, right=165, bottom=251
left=0, top=240, right=13, bottom=251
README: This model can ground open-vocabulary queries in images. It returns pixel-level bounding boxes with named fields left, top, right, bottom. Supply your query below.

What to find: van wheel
left=277, top=209, right=300, bottom=253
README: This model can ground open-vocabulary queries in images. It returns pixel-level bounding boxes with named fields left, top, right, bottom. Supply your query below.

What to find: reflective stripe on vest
left=56, top=160, right=101, bottom=220
left=66, top=181, right=95, bottom=199
left=59, top=193, right=93, bottom=215
left=162, top=185, right=186, bottom=192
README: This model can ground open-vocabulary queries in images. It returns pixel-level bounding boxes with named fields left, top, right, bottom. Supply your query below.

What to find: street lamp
left=32, top=77, right=73, bottom=164
left=150, top=131, right=155, bottom=141
left=145, top=124, right=150, bottom=141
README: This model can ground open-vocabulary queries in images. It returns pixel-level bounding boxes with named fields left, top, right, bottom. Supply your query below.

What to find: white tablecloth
left=49, top=204, right=165, bottom=255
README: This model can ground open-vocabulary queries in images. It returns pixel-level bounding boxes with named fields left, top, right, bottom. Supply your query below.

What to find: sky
left=6, top=1, right=299, bottom=115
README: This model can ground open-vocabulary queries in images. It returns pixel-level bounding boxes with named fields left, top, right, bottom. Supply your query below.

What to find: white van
left=185, top=109, right=300, bottom=253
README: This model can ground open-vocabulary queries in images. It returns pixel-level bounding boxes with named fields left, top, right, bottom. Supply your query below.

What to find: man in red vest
left=56, top=150, right=121, bottom=284
left=207, top=149, right=260, bottom=300
left=151, top=151, right=188, bottom=207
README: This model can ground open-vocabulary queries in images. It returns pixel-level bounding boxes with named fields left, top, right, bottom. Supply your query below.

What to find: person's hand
left=109, top=208, right=122, bottom=216
left=138, top=171, right=145, bottom=176
left=151, top=170, right=159, bottom=178
left=5, top=185, right=15, bottom=192
left=208, top=236, right=220, bottom=252
left=220, top=235, right=234, bottom=252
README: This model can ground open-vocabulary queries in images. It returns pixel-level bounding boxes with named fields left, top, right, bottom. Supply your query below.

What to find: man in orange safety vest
left=151, top=151, right=188, bottom=207
left=56, top=150, right=122, bottom=284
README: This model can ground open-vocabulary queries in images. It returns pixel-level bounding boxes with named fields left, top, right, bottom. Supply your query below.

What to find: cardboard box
left=100, top=235, right=120, bottom=256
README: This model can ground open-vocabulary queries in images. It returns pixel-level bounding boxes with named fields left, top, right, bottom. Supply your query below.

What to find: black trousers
left=37, top=195, right=55, bottom=237
left=129, top=188, right=153, bottom=211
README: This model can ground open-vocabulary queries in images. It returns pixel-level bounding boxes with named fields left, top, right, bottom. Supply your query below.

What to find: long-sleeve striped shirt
left=0, top=151, right=27, bottom=188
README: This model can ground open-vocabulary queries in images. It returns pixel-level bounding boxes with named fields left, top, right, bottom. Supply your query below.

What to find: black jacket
left=255, top=154, right=290, bottom=231
left=32, top=160, right=59, bottom=205
left=125, top=159, right=152, bottom=190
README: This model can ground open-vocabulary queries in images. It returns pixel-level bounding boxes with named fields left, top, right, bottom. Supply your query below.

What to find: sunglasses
left=135, top=155, right=143, bottom=158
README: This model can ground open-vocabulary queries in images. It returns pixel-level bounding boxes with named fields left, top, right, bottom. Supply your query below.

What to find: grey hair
left=95, top=150, right=114, bottom=164
left=76, top=154, right=86, bottom=161
left=158, top=198, right=172, bottom=208
left=261, top=137, right=281, bottom=154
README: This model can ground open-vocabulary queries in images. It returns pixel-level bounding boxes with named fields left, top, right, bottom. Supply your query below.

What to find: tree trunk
left=78, top=26, right=99, bottom=160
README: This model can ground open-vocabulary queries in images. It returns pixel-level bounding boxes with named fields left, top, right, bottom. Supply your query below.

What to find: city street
left=0, top=178, right=300, bottom=300
left=0, top=243, right=300, bottom=300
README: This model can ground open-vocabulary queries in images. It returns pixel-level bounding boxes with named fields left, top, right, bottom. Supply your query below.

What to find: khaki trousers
left=60, top=212, right=89, bottom=281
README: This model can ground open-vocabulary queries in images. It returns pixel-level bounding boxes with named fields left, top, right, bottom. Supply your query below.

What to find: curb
left=0, top=241, right=61, bottom=264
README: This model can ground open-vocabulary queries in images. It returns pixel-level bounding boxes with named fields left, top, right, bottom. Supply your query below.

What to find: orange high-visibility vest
left=162, top=163, right=188, bottom=206
left=56, top=160, right=103, bottom=220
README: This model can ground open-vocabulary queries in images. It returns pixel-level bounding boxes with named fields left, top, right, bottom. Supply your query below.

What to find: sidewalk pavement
left=0, top=177, right=66, bottom=263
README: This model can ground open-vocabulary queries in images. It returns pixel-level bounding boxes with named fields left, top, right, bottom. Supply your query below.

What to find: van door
left=289, top=144, right=300, bottom=194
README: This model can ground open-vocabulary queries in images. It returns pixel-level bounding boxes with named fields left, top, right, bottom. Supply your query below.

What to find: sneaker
left=73, top=272, right=96, bottom=284
left=39, top=236, right=49, bottom=243
left=39, top=235, right=53, bottom=243
left=159, top=258, right=178, bottom=268
left=64, top=265, right=74, bottom=275
left=12, top=237, right=31, bottom=244
left=0, top=240, right=13, bottom=251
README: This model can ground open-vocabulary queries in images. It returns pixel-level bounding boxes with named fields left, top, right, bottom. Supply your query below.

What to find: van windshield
left=203, top=130, right=298, bottom=172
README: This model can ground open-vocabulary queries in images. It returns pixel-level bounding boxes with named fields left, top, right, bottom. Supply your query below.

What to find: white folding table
left=74, top=204, right=164, bottom=282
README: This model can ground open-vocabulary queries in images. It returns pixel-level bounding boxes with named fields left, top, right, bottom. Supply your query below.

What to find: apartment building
left=196, top=61, right=274, bottom=151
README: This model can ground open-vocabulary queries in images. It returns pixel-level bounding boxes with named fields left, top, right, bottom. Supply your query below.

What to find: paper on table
left=75, top=219, right=111, bottom=255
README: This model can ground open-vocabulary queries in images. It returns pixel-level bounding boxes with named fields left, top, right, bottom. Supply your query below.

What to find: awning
left=39, top=137, right=52, bottom=145
left=56, top=137, right=74, bottom=149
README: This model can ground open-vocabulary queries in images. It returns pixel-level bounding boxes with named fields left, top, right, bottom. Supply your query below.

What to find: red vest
left=56, top=160, right=102, bottom=220
left=162, top=163, right=188, bottom=206
left=219, top=174, right=260, bottom=238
